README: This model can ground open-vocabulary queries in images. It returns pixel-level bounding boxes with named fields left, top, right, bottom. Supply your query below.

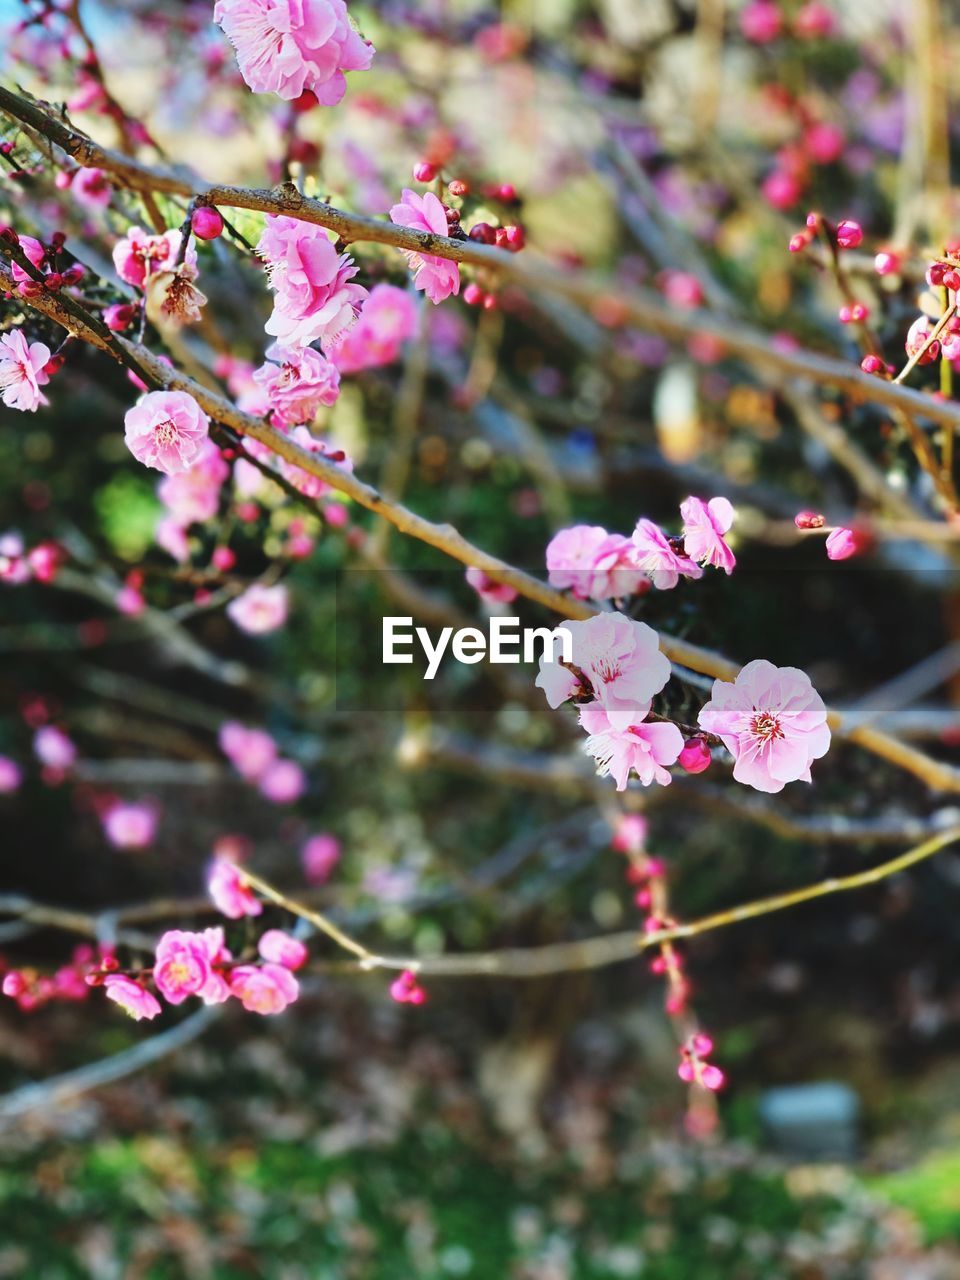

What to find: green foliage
left=866, top=1147, right=960, bottom=1243
left=93, top=471, right=162, bottom=561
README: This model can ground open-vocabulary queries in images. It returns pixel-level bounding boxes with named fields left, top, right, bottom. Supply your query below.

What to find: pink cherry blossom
left=208, top=855, right=264, bottom=918
left=0, top=756, right=22, bottom=793
left=124, top=391, right=210, bottom=475
left=153, top=930, right=214, bottom=1004
left=546, top=525, right=611, bottom=598
left=253, top=341, right=341, bottom=427
left=9, top=236, right=48, bottom=287
left=219, top=721, right=278, bottom=780
left=301, top=832, right=341, bottom=883
left=229, top=962, right=300, bottom=1014
left=680, top=496, right=736, bottom=573
left=579, top=702, right=684, bottom=790
left=103, top=975, right=162, bottom=1021
left=281, top=428, right=354, bottom=500
left=258, top=757, right=305, bottom=803
left=226, top=582, right=289, bottom=633
left=258, top=216, right=367, bottom=351
left=112, top=226, right=191, bottom=288
left=157, top=439, right=229, bottom=525
left=258, top=929, right=309, bottom=970
left=34, top=725, right=76, bottom=769
left=145, top=264, right=207, bottom=330
left=332, top=283, right=418, bottom=373
left=697, top=659, right=831, bottom=794
left=198, top=927, right=235, bottom=1004
left=536, top=612, right=671, bottom=728
left=389, top=189, right=460, bottom=304
left=465, top=567, right=518, bottom=605
left=0, top=329, right=51, bottom=412
left=71, top=166, right=112, bottom=211
left=905, top=314, right=940, bottom=364
left=155, top=516, right=191, bottom=563
left=102, top=802, right=157, bottom=849
left=631, top=518, right=703, bottom=589
left=611, top=813, right=648, bottom=855
left=213, top=0, right=374, bottom=104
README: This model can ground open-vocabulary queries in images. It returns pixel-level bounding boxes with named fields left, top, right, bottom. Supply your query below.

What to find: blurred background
left=3, top=0, right=960, bottom=1275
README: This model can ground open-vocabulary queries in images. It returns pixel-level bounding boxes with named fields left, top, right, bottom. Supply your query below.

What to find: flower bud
left=191, top=206, right=225, bottom=240
left=447, top=178, right=469, bottom=197
left=836, top=219, right=863, bottom=249
left=463, top=282, right=484, bottom=306
left=502, top=224, right=525, bottom=251
left=794, top=510, right=826, bottom=529
left=212, top=546, right=236, bottom=571
left=826, top=526, right=866, bottom=561
left=103, top=302, right=138, bottom=331
left=678, top=737, right=711, bottom=774
left=874, top=250, right=901, bottom=276
left=60, top=264, right=85, bottom=286
left=413, top=161, right=438, bottom=183
left=860, top=354, right=884, bottom=374
left=468, top=221, right=497, bottom=245
left=2, top=971, right=26, bottom=998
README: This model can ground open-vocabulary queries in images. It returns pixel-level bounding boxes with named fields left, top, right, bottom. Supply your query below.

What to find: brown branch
left=5, top=85, right=960, bottom=439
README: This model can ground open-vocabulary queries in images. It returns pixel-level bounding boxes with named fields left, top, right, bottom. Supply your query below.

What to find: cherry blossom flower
left=465, top=567, right=518, bottom=605
left=301, top=832, right=341, bottom=883
left=9, top=235, right=46, bottom=286
left=258, top=757, right=305, bottom=803
left=213, top=0, right=374, bottom=104
left=103, top=975, right=162, bottom=1021
left=281, top=428, right=354, bottom=500
left=258, top=929, right=309, bottom=970
left=208, top=855, right=264, bottom=918
left=697, top=659, right=831, bottom=794
left=226, top=582, right=289, bottom=633
left=145, top=264, right=208, bottom=330
left=157, top=439, right=229, bottom=525
left=0, top=329, right=51, bottom=412
left=332, top=283, right=418, bottom=373
left=155, top=516, right=191, bottom=563
left=112, top=226, right=191, bottom=288
left=679, top=496, right=736, bottom=573
left=153, top=930, right=213, bottom=1004
left=546, top=525, right=612, bottom=598
left=219, top=721, right=278, bottom=780
left=388, top=189, right=460, bottom=304
left=258, top=216, right=367, bottom=351
left=0, top=756, right=22, bottom=793
left=611, top=813, right=648, bottom=855
left=33, top=725, right=76, bottom=770
left=71, top=166, right=112, bottom=211
left=905, top=314, right=940, bottom=364
left=229, top=962, right=300, bottom=1014
left=536, top=612, right=671, bottom=728
left=102, top=802, right=157, bottom=850
left=252, top=341, right=341, bottom=427
left=579, top=702, right=684, bottom=790
left=124, top=390, right=211, bottom=475
left=630, top=518, right=703, bottom=589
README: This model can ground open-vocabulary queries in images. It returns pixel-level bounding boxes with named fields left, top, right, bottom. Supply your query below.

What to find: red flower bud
left=191, top=206, right=225, bottom=240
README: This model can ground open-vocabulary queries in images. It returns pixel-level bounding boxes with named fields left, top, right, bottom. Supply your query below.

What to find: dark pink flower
left=389, top=189, right=460, bottom=304
left=104, top=975, right=162, bottom=1021
left=229, top=962, right=300, bottom=1014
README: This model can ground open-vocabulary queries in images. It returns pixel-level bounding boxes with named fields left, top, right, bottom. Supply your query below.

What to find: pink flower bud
left=60, top=264, right=85, bottom=287
left=502, top=225, right=525, bottom=251
left=413, top=161, right=438, bottom=182
left=850, top=302, right=869, bottom=322
left=447, top=178, right=469, bottom=197
left=825, top=526, right=866, bottom=561
left=762, top=168, right=803, bottom=211
left=258, top=929, right=309, bottom=971
left=794, top=511, right=826, bottom=529
left=740, top=1, right=781, bottom=41
left=804, top=122, right=844, bottom=165
left=700, top=1064, right=725, bottom=1091
left=212, top=546, right=236, bottom=571
left=463, top=282, right=484, bottom=306
left=788, top=232, right=811, bottom=253
left=836, top=219, right=863, bottom=249
left=2, top=971, right=26, bottom=998
left=691, top=1032, right=714, bottom=1055
left=468, top=222, right=497, bottom=245
left=944, top=270, right=960, bottom=292
left=860, top=354, right=884, bottom=374
left=927, top=262, right=947, bottom=287
left=678, top=737, right=711, bottom=774
left=793, top=2, right=836, bottom=38
left=874, top=250, right=901, bottom=276
left=497, top=183, right=517, bottom=202
left=103, top=302, right=138, bottom=331
left=191, top=206, right=224, bottom=240
left=838, top=305, right=853, bottom=324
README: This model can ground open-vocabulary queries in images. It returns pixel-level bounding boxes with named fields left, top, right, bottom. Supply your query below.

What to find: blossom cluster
left=218, top=720, right=305, bottom=802
left=546, top=496, right=735, bottom=603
